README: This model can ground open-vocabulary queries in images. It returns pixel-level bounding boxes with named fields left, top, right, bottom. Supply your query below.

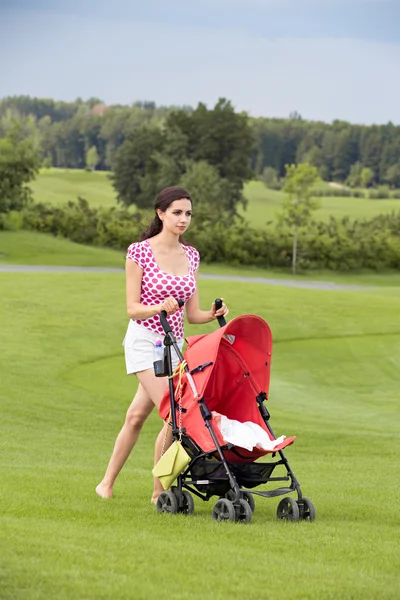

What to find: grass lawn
left=29, top=169, right=400, bottom=227
left=1, top=230, right=400, bottom=288
left=1, top=265, right=400, bottom=599
left=30, top=168, right=118, bottom=207
left=241, top=181, right=400, bottom=227
left=0, top=231, right=126, bottom=268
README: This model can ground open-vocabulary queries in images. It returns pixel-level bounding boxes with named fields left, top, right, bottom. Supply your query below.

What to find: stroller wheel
left=212, top=499, right=236, bottom=523
left=235, top=499, right=252, bottom=524
left=172, top=489, right=195, bottom=515
left=225, top=490, right=255, bottom=513
left=276, top=497, right=300, bottom=521
left=297, top=497, right=316, bottom=522
left=156, top=491, right=178, bottom=515
left=241, top=491, right=255, bottom=513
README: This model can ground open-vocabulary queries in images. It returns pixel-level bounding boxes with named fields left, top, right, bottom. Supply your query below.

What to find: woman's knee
left=125, top=406, right=149, bottom=430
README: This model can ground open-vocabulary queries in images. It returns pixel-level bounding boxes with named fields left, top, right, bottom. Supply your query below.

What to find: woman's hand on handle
left=211, top=298, right=229, bottom=320
left=160, top=296, right=182, bottom=316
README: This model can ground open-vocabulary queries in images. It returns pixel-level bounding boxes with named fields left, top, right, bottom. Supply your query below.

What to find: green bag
left=152, top=440, right=191, bottom=490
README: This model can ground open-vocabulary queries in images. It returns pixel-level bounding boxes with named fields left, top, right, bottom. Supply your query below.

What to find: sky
left=0, top=0, right=399, bottom=124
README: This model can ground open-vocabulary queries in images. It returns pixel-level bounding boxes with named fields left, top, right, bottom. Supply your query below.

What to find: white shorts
left=122, top=320, right=184, bottom=375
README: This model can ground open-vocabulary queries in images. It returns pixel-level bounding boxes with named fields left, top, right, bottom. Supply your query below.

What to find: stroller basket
left=188, top=456, right=280, bottom=497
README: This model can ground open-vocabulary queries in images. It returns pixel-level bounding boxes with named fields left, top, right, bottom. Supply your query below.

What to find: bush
left=369, top=186, right=391, bottom=199
left=0, top=210, right=24, bottom=231
left=21, top=197, right=143, bottom=249
left=312, top=187, right=352, bottom=198
left=17, top=199, right=400, bottom=272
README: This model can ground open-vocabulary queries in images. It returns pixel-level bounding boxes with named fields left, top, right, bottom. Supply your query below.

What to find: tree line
left=1, top=95, right=400, bottom=274
left=1, top=95, right=400, bottom=188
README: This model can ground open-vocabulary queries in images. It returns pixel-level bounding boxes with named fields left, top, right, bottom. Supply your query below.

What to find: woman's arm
left=185, top=273, right=228, bottom=325
left=126, top=259, right=161, bottom=319
left=126, top=259, right=179, bottom=319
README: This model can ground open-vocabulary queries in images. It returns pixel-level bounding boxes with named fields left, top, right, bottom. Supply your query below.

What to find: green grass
left=1, top=269, right=400, bottom=599
left=30, top=168, right=118, bottom=207
left=30, top=169, right=400, bottom=228
left=2, top=230, right=400, bottom=288
left=241, top=181, right=400, bottom=227
left=0, top=231, right=126, bottom=267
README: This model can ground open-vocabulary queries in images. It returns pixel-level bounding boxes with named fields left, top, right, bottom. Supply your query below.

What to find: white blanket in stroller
left=212, top=412, right=286, bottom=452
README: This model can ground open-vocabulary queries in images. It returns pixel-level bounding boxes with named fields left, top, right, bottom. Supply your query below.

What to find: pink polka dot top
left=126, top=239, right=200, bottom=339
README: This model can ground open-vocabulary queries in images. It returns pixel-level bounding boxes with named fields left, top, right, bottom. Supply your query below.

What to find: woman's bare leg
left=96, top=383, right=155, bottom=498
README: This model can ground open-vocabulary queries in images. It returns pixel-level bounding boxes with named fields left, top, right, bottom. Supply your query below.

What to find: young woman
left=96, top=186, right=229, bottom=502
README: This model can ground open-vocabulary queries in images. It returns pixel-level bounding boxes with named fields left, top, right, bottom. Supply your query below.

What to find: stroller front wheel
left=297, top=497, right=316, bottom=521
left=172, top=488, right=195, bottom=515
left=235, top=499, right=252, bottom=524
left=212, top=498, right=236, bottom=522
left=225, top=489, right=255, bottom=513
left=276, top=497, right=300, bottom=521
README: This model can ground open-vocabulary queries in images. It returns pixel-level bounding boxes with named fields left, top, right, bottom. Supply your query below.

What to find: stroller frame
left=157, top=303, right=315, bottom=524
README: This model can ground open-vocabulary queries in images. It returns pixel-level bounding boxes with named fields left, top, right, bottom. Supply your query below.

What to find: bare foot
left=151, top=495, right=159, bottom=505
left=96, top=482, right=113, bottom=499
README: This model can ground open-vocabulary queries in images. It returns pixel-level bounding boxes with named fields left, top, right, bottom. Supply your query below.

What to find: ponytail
left=140, top=214, right=163, bottom=241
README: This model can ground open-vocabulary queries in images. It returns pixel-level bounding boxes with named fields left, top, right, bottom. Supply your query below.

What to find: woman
left=96, top=186, right=229, bottom=502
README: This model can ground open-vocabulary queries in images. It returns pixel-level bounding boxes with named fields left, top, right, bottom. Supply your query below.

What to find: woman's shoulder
left=127, top=239, right=148, bottom=251
left=183, top=244, right=200, bottom=257
left=184, top=244, right=200, bottom=269
left=126, top=240, right=150, bottom=265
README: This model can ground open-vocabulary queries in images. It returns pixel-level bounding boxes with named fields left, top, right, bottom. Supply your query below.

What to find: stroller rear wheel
left=212, top=498, right=236, bottom=522
left=156, top=491, right=178, bottom=515
left=276, top=497, right=300, bottom=521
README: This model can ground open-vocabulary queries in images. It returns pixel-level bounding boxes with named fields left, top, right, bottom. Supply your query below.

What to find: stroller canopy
left=183, top=314, right=272, bottom=400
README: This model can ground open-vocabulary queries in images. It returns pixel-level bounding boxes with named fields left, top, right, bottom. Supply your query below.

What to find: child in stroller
left=153, top=299, right=315, bottom=524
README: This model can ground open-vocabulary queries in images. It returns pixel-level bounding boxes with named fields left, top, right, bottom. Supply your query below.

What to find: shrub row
left=2, top=198, right=400, bottom=271
left=312, top=186, right=400, bottom=200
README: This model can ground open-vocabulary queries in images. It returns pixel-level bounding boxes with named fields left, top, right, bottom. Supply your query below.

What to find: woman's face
left=158, top=198, right=192, bottom=235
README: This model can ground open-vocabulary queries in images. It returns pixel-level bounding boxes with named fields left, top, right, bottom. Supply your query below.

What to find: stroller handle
left=214, top=298, right=227, bottom=328
left=160, top=299, right=184, bottom=334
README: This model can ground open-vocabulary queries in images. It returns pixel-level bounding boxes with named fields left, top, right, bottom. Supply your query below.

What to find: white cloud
left=0, top=10, right=399, bottom=123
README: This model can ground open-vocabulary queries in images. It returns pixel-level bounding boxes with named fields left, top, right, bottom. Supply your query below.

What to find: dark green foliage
left=2, top=95, right=400, bottom=189
left=111, top=125, right=164, bottom=208
left=111, top=99, right=254, bottom=215
left=0, top=123, right=41, bottom=213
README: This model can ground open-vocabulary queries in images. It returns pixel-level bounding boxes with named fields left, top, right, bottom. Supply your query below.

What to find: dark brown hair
left=140, top=186, right=192, bottom=241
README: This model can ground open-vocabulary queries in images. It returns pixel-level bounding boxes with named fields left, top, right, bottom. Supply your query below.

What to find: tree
left=384, top=163, right=400, bottom=189
left=86, top=145, right=99, bottom=171
left=166, top=98, right=254, bottom=215
left=0, top=123, right=41, bottom=213
left=332, top=128, right=359, bottom=182
left=346, top=161, right=363, bottom=188
left=179, top=160, right=233, bottom=224
left=360, top=167, right=374, bottom=189
left=279, top=163, right=320, bottom=275
left=111, top=124, right=164, bottom=208
left=303, top=145, right=322, bottom=170
left=261, top=166, right=280, bottom=190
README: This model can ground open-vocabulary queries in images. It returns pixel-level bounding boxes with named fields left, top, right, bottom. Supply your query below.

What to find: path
left=0, top=264, right=377, bottom=291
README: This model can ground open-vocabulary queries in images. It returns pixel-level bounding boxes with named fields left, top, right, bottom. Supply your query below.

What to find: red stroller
left=155, top=300, right=315, bottom=524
